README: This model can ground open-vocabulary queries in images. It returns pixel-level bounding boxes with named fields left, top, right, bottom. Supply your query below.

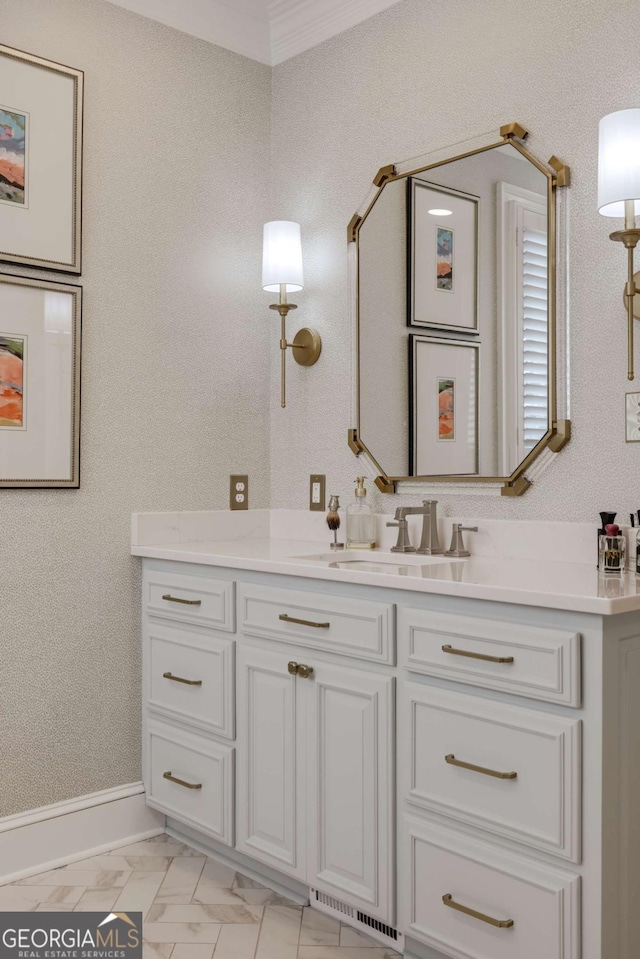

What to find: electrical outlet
left=230, top=474, right=249, bottom=510
left=309, top=474, right=326, bottom=511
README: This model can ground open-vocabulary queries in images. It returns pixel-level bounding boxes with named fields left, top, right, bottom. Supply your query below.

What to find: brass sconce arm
left=269, top=284, right=321, bottom=408
left=609, top=200, right=640, bottom=381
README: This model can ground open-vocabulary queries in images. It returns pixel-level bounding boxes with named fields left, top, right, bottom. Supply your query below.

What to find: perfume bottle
left=346, top=477, right=376, bottom=549
left=598, top=511, right=617, bottom=566
left=598, top=523, right=626, bottom=574
left=632, top=512, right=640, bottom=574
left=327, top=495, right=344, bottom=550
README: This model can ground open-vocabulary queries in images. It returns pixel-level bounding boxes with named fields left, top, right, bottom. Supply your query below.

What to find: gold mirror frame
left=348, top=122, right=571, bottom=496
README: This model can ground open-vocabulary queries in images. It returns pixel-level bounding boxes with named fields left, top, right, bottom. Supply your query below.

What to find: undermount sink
left=297, top=549, right=463, bottom=575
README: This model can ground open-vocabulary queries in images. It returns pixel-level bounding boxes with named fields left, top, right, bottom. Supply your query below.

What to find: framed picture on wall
left=407, top=178, right=478, bottom=332
left=0, top=273, right=81, bottom=487
left=409, top=334, right=479, bottom=475
left=626, top=392, right=640, bottom=442
left=0, top=44, right=83, bottom=273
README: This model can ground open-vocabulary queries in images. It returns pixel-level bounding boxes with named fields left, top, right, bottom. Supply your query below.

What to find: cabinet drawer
left=238, top=583, right=395, bottom=664
left=398, top=606, right=580, bottom=706
left=400, top=817, right=580, bottom=959
left=402, top=683, right=581, bottom=862
left=144, top=569, right=235, bottom=631
left=145, top=623, right=235, bottom=739
left=145, top=720, right=234, bottom=845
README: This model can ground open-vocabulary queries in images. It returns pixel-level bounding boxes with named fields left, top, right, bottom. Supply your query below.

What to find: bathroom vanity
left=132, top=510, right=640, bottom=959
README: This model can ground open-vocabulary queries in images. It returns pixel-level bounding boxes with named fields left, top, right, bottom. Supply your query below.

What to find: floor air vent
left=356, top=911, right=399, bottom=941
left=312, top=890, right=355, bottom=917
left=311, top=889, right=403, bottom=949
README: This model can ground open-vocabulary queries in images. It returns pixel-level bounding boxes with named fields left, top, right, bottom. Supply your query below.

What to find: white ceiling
left=105, top=0, right=404, bottom=65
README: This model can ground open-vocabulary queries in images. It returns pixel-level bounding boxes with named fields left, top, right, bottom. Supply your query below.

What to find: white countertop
left=131, top=534, right=640, bottom=616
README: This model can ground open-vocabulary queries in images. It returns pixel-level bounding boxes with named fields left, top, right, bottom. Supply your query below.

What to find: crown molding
left=268, top=0, right=404, bottom=65
left=105, top=0, right=403, bottom=65
left=106, top=0, right=272, bottom=65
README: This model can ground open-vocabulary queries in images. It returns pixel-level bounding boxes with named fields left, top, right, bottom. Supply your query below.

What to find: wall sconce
left=262, top=220, right=322, bottom=408
left=598, top=109, right=640, bottom=380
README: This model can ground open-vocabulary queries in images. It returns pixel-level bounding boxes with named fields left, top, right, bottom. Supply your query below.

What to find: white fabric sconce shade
left=262, top=221, right=304, bottom=292
left=598, top=109, right=640, bottom=217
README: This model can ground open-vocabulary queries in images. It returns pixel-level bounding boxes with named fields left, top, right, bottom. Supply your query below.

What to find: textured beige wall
left=270, top=0, right=640, bottom=520
left=0, top=0, right=271, bottom=817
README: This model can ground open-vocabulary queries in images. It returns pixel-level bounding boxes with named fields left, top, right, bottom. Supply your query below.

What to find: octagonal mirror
left=348, top=124, right=571, bottom=496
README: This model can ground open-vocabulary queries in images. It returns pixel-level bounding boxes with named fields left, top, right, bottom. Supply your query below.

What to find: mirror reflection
left=358, top=141, right=550, bottom=479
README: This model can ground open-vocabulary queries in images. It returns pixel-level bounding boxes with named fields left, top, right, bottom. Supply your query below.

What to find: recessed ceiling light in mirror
left=428, top=208, right=453, bottom=216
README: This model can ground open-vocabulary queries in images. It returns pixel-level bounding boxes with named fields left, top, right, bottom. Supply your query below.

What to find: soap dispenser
left=346, top=477, right=376, bottom=549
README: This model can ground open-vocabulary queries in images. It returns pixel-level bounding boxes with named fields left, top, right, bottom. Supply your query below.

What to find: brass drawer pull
left=162, top=594, right=202, bottom=606
left=442, top=644, right=514, bottom=664
left=279, top=614, right=330, bottom=629
left=442, top=893, right=514, bottom=929
left=163, top=671, right=202, bottom=687
left=163, top=771, right=202, bottom=790
left=445, top=753, right=517, bottom=780
left=288, top=661, right=299, bottom=675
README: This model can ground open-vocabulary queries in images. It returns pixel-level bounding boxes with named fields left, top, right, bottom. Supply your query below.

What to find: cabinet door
left=305, top=660, right=395, bottom=922
left=235, top=644, right=306, bottom=880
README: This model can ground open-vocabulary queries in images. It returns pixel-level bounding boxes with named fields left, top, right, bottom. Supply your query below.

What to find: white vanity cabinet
left=138, top=554, right=640, bottom=959
left=235, top=644, right=394, bottom=921
left=141, top=565, right=237, bottom=845
left=234, top=644, right=305, bottom=879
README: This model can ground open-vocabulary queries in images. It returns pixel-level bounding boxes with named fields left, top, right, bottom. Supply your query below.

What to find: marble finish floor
left=0, top=835, right=401, bottom=959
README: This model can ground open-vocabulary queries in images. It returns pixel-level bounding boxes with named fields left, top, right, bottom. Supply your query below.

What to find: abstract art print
left=0, top=44, right=83, bottom=272
left=0, top=333, right=26, bottom=428
left=408, top=178, right=478, bottom=332
left=438, top=377, right=455, bottom=440
left=626, top=392, right=640, bottom=442
left=436, top=227, right=453, bottom=291
left=0, top=273, right=81, bottom=487
left=409, top=335, right=478, bottom=475
left=0, top=107, right=26, bottom=205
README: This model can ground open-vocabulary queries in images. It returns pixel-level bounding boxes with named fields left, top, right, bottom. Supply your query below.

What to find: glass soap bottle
left=346, top=477, right=376, bottom=549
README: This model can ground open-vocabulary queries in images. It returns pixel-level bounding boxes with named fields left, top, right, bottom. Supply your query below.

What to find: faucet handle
left=445, top=523, right=478, bottom=558
left=387, top=517, right=416, bottom=553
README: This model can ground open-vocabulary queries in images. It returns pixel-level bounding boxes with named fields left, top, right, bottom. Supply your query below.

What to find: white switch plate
left=309, top=474, right=326, bottom=512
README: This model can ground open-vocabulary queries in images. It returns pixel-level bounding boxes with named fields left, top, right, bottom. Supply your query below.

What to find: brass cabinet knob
left=288, top=661, right=299, bottom=675
left=298, top=664, right=314, bottom=679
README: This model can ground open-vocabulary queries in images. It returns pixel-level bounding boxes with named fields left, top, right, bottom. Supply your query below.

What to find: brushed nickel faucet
left=387, top=501, right=443, bottom=555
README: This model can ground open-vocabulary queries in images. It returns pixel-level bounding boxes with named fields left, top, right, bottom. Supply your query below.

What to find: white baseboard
left=0, top=783, right=165, bottom=886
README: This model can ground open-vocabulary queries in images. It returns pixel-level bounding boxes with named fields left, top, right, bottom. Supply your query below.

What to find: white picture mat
left=412, top=337, right=478, bottom=475
left=0, top=283, right=76, bottom=481
left=626, top=392, right=640, bottom=442
left=0, top=52, right=76, bottom=266
left=411, top=181, right=477, bottom=331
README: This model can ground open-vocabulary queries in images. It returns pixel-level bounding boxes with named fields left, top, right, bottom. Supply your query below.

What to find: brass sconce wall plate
left=291, top=327, right=322, bottom=366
